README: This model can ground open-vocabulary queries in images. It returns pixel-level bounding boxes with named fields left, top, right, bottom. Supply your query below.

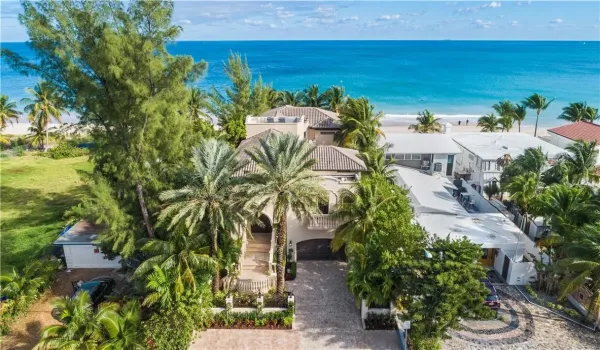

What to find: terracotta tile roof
left=236, top=129, right=366, bottom=174
left=259, top=106, right=341, bottom=129
left=548, top=121, right=600, bottom=143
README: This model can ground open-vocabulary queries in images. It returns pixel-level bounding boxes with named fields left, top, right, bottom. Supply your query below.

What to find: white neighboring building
left=53, top=221, right=122, bottom=269
left=547, top=121, right=600, bottom=165
left=452, top=133, right=565, bottom=190
left=394, top=166, right=542, bottom=285
left=381, top=133, right=462, bottom=177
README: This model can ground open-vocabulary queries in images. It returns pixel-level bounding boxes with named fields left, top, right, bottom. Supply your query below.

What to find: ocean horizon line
left=3, top=39, right=600, bottom=43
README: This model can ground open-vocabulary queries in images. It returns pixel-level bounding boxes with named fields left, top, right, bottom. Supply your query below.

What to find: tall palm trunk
left=534, top=111, right=540, bottom=137
left=136, top=182, right=155, bottom=238
left=211, top=226, right=220, bottom=294
left=275, top=214, right=287, bottom=294
left=518, top=121, right=521, bottom=133
left=45, top=127, right=49, bottom=151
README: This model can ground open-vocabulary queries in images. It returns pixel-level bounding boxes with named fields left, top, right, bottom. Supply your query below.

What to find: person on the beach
left=458, top=120, right=461, bottom=126
left=466, top=119, right=469, bottom=126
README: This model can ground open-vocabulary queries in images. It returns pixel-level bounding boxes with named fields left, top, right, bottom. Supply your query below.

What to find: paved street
left=191, top=261, right=398, bottom=350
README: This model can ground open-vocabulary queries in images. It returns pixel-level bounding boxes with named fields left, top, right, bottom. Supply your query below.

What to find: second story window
left=318, top=199, right=329, bottom=214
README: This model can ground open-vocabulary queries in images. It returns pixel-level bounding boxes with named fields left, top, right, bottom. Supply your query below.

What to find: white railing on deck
left=234, top=275, right=277, bottom=294
left=308, top=214, right=339, bottom=230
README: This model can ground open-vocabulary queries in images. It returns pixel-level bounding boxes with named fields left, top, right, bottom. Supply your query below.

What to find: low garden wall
left=209, top=293, right=295, bottom=329
left=360, top=299, right=398, bottom=330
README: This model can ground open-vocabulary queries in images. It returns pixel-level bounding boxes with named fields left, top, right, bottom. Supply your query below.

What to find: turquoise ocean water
left=2, top=40, right=599, bottom=127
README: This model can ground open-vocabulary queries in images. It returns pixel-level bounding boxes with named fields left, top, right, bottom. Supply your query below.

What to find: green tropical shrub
left=143, top=304, right=213, bottom=350
left=45, top=141, right=88, bottom=159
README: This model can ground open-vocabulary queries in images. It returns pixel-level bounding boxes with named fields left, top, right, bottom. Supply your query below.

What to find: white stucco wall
left=246, top=120, right=308, bottom=139
left=506, top=260, right=537, bottom=285
left=548, top=132, right=600, bottom=165
left=63, top=245, right=122, bottom=269
left=312, top=130, right=337, bottom=146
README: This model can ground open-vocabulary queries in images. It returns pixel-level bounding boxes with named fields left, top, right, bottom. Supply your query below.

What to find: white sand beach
left=381, top=124, right=548, bottom=137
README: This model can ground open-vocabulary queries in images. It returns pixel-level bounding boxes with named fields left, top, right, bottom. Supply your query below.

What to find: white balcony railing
left=308, top=214, right=339, bottom=230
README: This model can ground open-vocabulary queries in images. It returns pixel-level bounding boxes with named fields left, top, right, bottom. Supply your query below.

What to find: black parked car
left=72, top=276, right=116, bottom=307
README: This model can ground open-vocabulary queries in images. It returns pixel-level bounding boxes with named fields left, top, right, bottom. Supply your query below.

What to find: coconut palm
left=492, top=100, right=515, bottom=119
left=27, top=120, right=46, bottom=149
left=322, top=86, right=347, bottom=113
left=36, top=292, right=143, bottom=350
left=335, top=97, right=384, bottom=151
left=408, top=109, right=442, bottom=134
left=157, top=139, right=249, bottom=294
left=303, top=84, right=327, bottom=107
left=504, top=172, right=539, bottom=231
left=483, top=183, right=499, bottom=200
left=134, top=230, right=216, bottom=294
left=331, top=178, right=396, bottom=251
left=21, top=82, right=65, bottom=150
left=141, top=264, right=182, bottom=308
left=512, top=104, right=527, bottom=132
left=280, top=90, right=304, bottom=106
left=477, top=113, right=500, bottom=132
left=0, top=94, right=20, bottom=130
left=243, top=133, right=327, bottom=294
left=535, top=184, right=600, bottom=239
left=558, top=102, right=599, bottom=123
left=498, top=115, right=514, bottom=132
left=559, top=140, right=600, bottom=184
left=557, top=224, right=600, bottom=321
left=522, top=93, right=554, bottom=137
left=266, top=88, right=282, bottom=108
left=357, top=148, right=396, bottom=183
left=0, top=261, right=50, bottom=316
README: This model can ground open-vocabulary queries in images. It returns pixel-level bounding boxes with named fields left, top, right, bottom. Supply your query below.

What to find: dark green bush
left=364, top=312, right=397, bottom=330
left=45, top=142, right=88, bottom=159
left=143, top=304, right=213, bottom=350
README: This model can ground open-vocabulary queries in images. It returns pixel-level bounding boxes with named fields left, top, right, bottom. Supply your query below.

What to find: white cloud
left=456, top=1, right=502, bottom=14
left=550, top=18, right=563, bottom=24
left=269, top=24, right=277, bottom=28
left=276, top=10, right=295, bottom=19
left=340, top=16, right=359, bottom=22
left=378, top=14, right=401, bottom=21
left=314, top=6, right=335, bottom=17
left=510, top=20, right=519, bottom=27
left=178, top=19, right=191, bottom=25
left=275, top=7, right=284, bottom=10
left=243, top=19, right=264, bottom=26
left=260, top=3, right=272, bottom=8
left=473, top=19, right=493, bottom=29
left=488, top=2, right=502, bottom=9
left=200, top=12, right=226, bottom=19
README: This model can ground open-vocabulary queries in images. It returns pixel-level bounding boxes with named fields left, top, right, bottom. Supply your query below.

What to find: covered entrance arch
left=296, top=239, right=346, bottom=261
left=251, top=214, right=272, bottom=234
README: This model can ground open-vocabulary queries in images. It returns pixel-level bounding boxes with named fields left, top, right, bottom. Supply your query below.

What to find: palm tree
left=558, top=223, right=600, bottom=321
left=0, top=261, right=48, bottom=316
left=27, top=120, right=47, bottom=149
left=513, top=104, right=527, bottom=132
left=21, top=82, right=65, bottom=150
left=492, top=100, right=515, bottom=119
left=322, top=86, right=346, bottom=113
left=335, top=97, right=384, bottom=151
left=37, top=292, right=100, bottom=349
left=558, top=102, right=599, bottom=123
left=37, top=292, right=143, bottom=349
left=560, top=140, right=599, bottom=184
left=331, top=178, right=395, bottom=251
left=142, top=264, right=182, bottom=308
left=134, top=230, right=216, bottom=294
left=535, top=184, right=599, bottom=239
left=483, top=182, right=499, bottom=200
left=498, top=115, right=514, bottom=132
left=408, top=110, right=442, bottom=134
left=357, top=148, right=396, bottom=183
left=522, top=93, right=554, bottom=137
left=303, top=84, right=327, bottom=107
left=280, top=90, right=304, bottom=106
left=266, top=88, right=282, bottom=108
left=157, top=139, right=248, bottom=294
left=0, top=94, right=20, bottom=130
left=477, top=113, right=500, bottom=132
left=504, top=172, right=539, bottom=231
left=243, top=133, right=327, bottom=294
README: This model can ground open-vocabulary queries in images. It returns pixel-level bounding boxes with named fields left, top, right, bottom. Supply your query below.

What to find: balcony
left=308, top=214, right=339, bottom=230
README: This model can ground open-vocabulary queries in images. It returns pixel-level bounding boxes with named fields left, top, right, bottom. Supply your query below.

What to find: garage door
left=296, top=239, right=345, bottom=261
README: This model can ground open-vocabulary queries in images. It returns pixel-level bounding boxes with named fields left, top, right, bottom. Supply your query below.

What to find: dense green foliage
left=44, top=141, right=88, bottom=159
left=143, top=304, right=211, bottom=350
left=0, top=261, right=61, bottom=334
left=477, top=113, right=501, bottom=132
left=335, top=97, right=384, bottom=151
left=212, top=307, right=295, bottom=329
left=0, top=94, right=20, bottom=130
left=558, top=102, right=598, bottom=123
left=35, top=292, right=144, bottom=350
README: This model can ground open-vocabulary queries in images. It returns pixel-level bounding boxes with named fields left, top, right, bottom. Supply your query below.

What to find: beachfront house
left=546, top=121, right=600, bottom=165
left=451, top=133, right=565, bottom=191
left=393, top=166, right=546, bottom=285
left=231, top=107, right=366, bottom=293
left=380, top=133, right=462, bottom=177
left=247, top=105, right=341, bottom=145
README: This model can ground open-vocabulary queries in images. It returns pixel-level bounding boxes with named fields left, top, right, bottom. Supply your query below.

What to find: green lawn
left=1, top=155, right=92, bottom=273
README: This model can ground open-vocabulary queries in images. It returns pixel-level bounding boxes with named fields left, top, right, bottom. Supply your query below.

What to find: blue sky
left=1, top=1, right=599, bottom=41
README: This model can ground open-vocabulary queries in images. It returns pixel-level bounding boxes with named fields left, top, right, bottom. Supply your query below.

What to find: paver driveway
left=190, top=261, right=398, bottom=350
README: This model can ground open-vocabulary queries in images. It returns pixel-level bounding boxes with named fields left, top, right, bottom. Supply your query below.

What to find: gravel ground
left=1, top=268, right=125, bottom=350
left=443, top=285, right=600, bottom=350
